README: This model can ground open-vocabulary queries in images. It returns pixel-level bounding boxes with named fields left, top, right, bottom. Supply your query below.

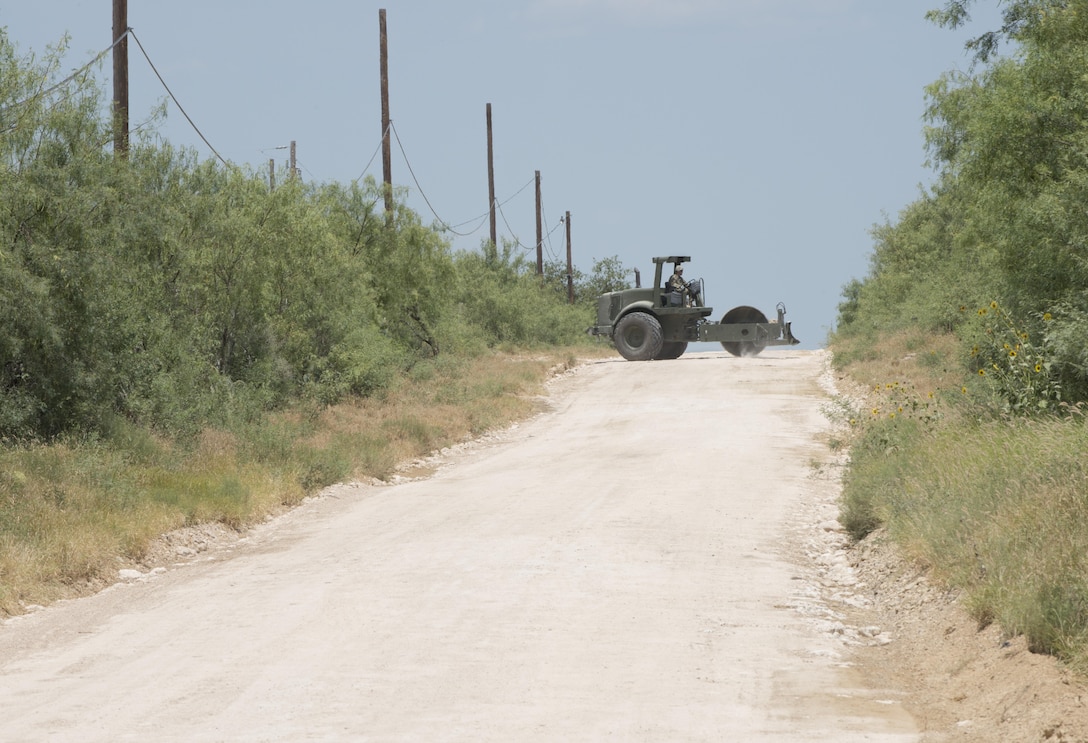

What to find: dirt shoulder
left=843, top=530, right=1088, bottom=742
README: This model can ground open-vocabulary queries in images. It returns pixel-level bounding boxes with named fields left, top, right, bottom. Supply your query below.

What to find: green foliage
left=443, top=240, right=599, bottom=351
left=1040, top=297, right=1088, bottom=401
left=962, top=300, right=1063, bottom=414
left=582, top=255, right=633, bottom=298
left=539, top=254, right=632, bottom=305
left=835, top=178, right=1002, bottom=341
left=838, top=1, right=1088, bottom=410
left=541, top=257, right=580, bottom=303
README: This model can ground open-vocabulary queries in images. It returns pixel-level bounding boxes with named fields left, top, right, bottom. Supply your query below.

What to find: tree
left=583, top=256, right=632, bottom=299
left=926, top=0, right=1053, bottom=63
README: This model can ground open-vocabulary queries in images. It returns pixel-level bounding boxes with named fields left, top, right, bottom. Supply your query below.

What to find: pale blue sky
left=2, top=1, right=1005, bottom=347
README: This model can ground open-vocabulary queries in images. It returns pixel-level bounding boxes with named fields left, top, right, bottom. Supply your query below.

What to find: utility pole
left=486, top=103, right=496, bottom=248
left=566, top=211, right=574, bottom=304
left=112, top=0, right=129, bottom=157
left=290, top=140, right=298, bottom=179
left=535, top=171, right=543, bottom=275
left=379, top=9, right=394, bottom=221
left=268, top=159, right=275, bottom=190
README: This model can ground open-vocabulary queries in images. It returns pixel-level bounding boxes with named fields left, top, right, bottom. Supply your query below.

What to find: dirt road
left=0, top=350, right=918, bottom=742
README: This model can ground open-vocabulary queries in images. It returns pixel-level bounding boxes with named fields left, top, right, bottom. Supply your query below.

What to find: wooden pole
left=486, top=103, right=497, bottom=248
left=379, top=9, right=394, bottom=220
left=566, top=211, right=574, bottom=304
left=535, top=170, right=543, bottom=275
left=269, top=159, right=275, bottom=190
left=112, top=0, right=129, bottom=157
left=290, top=140, right=297, bottom=179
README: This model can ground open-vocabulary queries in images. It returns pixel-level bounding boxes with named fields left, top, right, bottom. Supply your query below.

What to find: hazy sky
left=1, top=1, right=1006, bottom=347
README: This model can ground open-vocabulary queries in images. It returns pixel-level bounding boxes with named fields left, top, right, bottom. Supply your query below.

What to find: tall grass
left=0, top=349, right=591, bottom=616
left=833, top=329, right=1088, bottom=672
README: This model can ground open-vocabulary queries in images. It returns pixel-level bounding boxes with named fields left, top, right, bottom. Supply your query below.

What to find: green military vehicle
left=587, top=255, right=800, bottom=361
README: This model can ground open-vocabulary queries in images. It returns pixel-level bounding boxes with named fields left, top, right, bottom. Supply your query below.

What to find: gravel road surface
left=0, top=350, right=918, bottom=741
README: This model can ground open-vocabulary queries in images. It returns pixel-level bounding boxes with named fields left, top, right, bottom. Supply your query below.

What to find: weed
left=836, top=330, right=1088, bottom=670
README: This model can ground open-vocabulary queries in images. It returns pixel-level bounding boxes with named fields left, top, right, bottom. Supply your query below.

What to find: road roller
left=586, top=255, right=800, bottom=361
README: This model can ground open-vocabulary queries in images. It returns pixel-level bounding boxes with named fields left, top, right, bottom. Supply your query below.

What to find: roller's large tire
left=654, top=341, right=688, bottom=360
left=613, top=312, right=664, bottom=361
left=720, top=306, right=769, bottom=358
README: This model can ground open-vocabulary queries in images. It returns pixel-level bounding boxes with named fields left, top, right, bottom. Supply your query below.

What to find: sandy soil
left=0, top=349, right=1084, bottom=741
left=844, top=531, right=1088, bottom=742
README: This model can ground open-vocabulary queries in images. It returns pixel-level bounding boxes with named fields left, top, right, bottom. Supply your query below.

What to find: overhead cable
left=390, top=120, right=480, bottom=237
left=449, top=174, right=535, bottom=235
left=353, top=121, right=390, bottom=186
left=495, top=197, right=530, bottom=251
left=390, top=121, right=534, bottom=240
left=129, top=28, right=231, bottom=168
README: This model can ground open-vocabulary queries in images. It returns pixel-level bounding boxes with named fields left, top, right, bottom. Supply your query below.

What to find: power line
left=496, top=199, right=562, bottom=259
left=495, top=197, right=528, bottom=251
left=129, top=28, right=230, bottom=168
left=389, top=121, right=535, bottom=240
left=434, top=178, right=540, bottom=239
left=538, top=191, right=564, bottom=263
left=353, top=121, right=390, bottom=186
left=390, top=121, right=475, bottom=236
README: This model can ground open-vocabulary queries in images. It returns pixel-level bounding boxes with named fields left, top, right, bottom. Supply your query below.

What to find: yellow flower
left=872, top=408, right=880, bottom=416
left=990, top=300, right=999, bottom=310
left=959, top=305, right=967, bottom=313
left=978, top=369, right=986, bottom=376
left=978, top=308, right=988, bottom=316
left=961, top=386, right=968, bottom=394
left=1044, top=312, right=1053, bottom=321
left=1035, top=363, right=1043, bottom=373
left=1009, top=350, right=1017, bottom=358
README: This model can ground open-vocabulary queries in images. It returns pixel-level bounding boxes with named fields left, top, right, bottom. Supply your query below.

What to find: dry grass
left=831, top=327, right=964, bottom=399
left=0, top=348, right=596, bottom=616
